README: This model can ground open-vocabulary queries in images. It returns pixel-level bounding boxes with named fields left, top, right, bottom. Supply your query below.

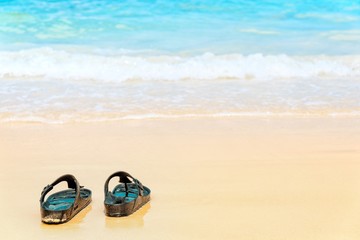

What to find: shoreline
left=2, top=113, right=360, bottom=125
left=1, top=117, right=360, bottom=239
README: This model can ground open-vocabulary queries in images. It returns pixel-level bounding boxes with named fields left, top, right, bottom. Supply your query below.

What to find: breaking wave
left=1, top=47, right=360, bottom=82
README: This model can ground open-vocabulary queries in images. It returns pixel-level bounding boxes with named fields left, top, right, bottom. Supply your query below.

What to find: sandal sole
left=104, top=195, right=150, bottom=217
left=42, top=199, right=91, bottom=224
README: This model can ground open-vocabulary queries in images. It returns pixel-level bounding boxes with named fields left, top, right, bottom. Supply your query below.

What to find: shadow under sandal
left=104, top=171, right=151, bottom=217
left=40, top=174, right=92, bottom=224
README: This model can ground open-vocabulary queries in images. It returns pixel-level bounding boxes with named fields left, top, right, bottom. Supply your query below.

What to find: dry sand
left=0, top=117, right=360, bottom=239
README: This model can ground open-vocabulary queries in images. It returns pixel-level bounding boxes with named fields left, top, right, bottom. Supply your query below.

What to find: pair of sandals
left=40, top=171, right=151, bottom=224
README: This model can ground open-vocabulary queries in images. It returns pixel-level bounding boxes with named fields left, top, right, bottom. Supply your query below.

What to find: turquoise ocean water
left=0, top=0, right=360, bottom=122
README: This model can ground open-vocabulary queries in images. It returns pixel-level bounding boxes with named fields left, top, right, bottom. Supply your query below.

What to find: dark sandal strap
left=40, top=174, right=80, bottom=205
left=104, top=171, right=144, bottom=199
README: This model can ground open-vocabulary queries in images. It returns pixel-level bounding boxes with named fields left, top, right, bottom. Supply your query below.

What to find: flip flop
left=104, top=171, right=151, bottom=217
left=40, top=174, right=92, bottom=224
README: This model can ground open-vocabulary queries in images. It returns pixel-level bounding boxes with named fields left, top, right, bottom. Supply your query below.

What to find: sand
left=0, top=117, right=360, bottom=240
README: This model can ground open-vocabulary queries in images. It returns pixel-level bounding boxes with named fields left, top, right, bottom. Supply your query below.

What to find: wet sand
left=1, top=117, right=360, bottom=240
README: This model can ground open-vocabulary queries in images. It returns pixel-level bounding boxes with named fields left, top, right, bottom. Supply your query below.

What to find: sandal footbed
left=41, top=188, right=92, bottom=224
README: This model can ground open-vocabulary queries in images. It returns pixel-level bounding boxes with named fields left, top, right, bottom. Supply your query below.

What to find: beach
left=1, top=0, right=360, bottom=239
left=1, top=117, right=360, bottom=239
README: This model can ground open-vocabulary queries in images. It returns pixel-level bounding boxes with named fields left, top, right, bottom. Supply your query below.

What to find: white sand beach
left=1, top=117, right=360, bottom=239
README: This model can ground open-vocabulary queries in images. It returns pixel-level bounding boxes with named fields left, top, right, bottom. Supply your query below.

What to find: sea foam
left=1, top=48, right=359, bottom=82
left=1, top=48, right=360, bottom=123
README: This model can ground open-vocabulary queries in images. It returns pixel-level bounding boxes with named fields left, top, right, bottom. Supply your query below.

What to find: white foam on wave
left=1, top=47, right=360, bottom=123
left=1, top=47, right=360, bottom=82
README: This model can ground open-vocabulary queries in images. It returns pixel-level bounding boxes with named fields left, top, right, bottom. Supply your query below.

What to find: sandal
left=40, top=174, right=92, bottom=224
left=104, top=171, right=151, bottom=217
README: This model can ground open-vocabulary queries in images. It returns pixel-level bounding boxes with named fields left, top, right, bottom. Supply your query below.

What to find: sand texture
left=1, top=118, right=360, bottom=239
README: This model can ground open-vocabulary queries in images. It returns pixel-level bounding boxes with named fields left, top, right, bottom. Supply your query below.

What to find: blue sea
left=0, top=0, right=360, bottom=123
